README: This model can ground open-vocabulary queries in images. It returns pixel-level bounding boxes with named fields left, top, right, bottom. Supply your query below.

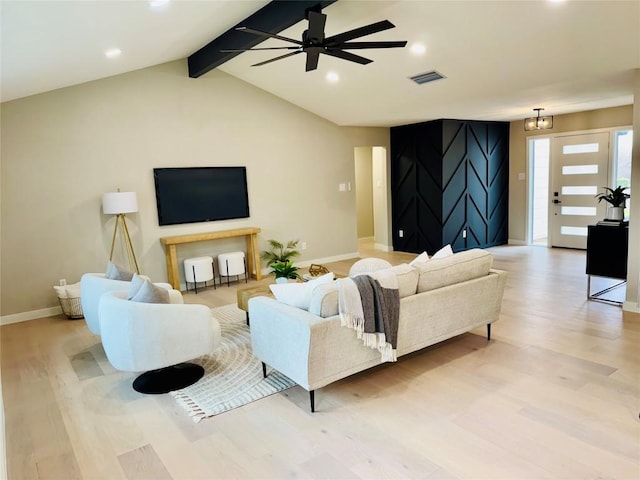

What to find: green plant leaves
left=261, top=239, right=300, bottom=272
left=594, top=186, right=630, bottom=207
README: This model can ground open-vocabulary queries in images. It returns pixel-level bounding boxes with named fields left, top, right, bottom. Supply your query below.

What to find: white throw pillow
left=432, top=244, right=454, bottom=259
left=409, top=251, right=429, bottom=266
left=269, top=272, right=334, bottom=310
left=64, top=282, right=81, bottom=298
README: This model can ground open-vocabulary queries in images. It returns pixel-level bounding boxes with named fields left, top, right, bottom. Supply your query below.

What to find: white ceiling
left=2, top=1, right=639, bottom=127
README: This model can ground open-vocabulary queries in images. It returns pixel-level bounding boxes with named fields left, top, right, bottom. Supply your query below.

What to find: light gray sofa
left=248, top=249, right=507, bottom=411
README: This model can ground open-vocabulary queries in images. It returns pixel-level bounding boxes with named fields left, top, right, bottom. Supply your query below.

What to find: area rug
left=170, top=304, right=295, bottom=422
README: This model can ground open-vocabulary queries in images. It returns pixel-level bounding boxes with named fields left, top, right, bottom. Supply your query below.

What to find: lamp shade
left=103, top=191, right=138, bottom=215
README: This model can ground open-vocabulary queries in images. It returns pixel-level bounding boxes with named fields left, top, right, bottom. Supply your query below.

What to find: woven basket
left=58, top=296, right=84, bottom=319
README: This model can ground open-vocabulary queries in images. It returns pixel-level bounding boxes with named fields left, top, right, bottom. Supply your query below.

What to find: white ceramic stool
left=184, top=256, right=215, bottom=294
left=217, top=251, right=247, bottom=287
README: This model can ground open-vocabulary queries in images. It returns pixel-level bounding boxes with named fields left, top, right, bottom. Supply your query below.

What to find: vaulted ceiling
left=2, top=1, right=639, bottom=127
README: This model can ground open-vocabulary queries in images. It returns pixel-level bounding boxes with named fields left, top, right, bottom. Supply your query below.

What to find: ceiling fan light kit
left=221, top=8, right=407, bottom=72
left=524, top=108, right=554, bottom=131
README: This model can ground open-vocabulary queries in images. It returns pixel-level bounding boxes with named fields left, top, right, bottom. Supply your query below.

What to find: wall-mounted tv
left=153, top=167, right=250, bottom=226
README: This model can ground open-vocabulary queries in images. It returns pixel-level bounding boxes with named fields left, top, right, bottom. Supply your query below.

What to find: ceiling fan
left=220, top=9, right=407, bottom=72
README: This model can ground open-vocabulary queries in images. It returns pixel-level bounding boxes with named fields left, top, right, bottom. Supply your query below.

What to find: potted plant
left=270, top=260, right=300, bottom=283
left=595, top=186, right=630, bottom=221
left=261, top=239, right=301, bottom=282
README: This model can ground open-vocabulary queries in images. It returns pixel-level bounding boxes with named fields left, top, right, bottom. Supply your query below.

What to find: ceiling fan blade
left=307, top=11, right=327, bottom=41
left=220, top=46, right=300, bottom=52
left=236, top=26, right=303, bottom=46
left=305, top=51, right=321, bottom=72
left=322, top=49, right=372, bottom=65
left=251, top=50, right=302, bottom=67
left=324, top=20, right=395, bottom=45
left=334, top=41, right=407, bottom=50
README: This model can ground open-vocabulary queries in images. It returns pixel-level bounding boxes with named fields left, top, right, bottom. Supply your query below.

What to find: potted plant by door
left=261, top=239, right=301, bottom=283
left=595, top=186, right=630, bottom=221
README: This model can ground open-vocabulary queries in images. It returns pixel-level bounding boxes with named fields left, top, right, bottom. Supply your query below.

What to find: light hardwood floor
left=2, top=244, right=639, bottom=479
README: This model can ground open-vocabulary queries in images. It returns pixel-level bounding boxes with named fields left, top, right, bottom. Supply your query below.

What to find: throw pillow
left=105, top=261, right=134, bottom=281
left=127, top=273, right=147, bottom=300
left=409, top=251, right=429, bottom=266
left=64, top=283, right=81, bottom=299
left=432, top=244, right=454, bottom=259
left=129, top=278, right=170, bottom=304
left=269, top=272, right=334, bottom=310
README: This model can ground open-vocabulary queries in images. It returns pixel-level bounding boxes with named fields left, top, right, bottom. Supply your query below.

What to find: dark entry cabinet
left=586, top=224, right=628, bottom=279
left=390, top=119, right=509, bottom=254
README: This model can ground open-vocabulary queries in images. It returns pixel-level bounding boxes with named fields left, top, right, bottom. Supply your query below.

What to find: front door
left=550, top=132, right=610, bottom=249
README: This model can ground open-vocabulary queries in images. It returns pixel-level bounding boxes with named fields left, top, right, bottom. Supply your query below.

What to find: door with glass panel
left=550, top=132, right=610, bottom=249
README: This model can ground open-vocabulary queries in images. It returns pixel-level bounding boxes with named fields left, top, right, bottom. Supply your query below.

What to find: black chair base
left=132, top=362, right=204, bottom=394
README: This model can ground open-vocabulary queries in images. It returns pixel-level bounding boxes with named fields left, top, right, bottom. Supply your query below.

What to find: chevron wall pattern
left=390, top=119, right=509, bottom=254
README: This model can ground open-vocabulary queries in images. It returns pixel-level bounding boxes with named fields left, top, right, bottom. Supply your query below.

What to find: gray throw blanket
left=337, top=268, right=400, bottom=362
left=353, top=275, right=400, bottom=350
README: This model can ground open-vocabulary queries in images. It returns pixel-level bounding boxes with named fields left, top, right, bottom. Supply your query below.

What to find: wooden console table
left=160, top=227, right=261, bottom=290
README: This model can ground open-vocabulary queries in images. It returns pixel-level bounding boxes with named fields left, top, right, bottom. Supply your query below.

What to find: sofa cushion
left=309, top=282, right=339, bottom=317
left=269, top=272, right=334, bottom=310
left=415, top=249, right=493, bottom=293
left=388, top=264, right=419, bottom=298
left=308, top=263, right=418, bottom=317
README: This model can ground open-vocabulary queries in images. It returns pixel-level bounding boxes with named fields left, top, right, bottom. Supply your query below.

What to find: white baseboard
left=622, top=301, right=640, bottom=314
left=0, top=306, right=63, bottom=326
left=374, top=243, right=393, bottom=252
left=508, top=239, right=526, bottom=246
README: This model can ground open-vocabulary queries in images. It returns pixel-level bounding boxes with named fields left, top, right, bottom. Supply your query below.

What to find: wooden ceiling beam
left=188, top=0, right=337, bottom=78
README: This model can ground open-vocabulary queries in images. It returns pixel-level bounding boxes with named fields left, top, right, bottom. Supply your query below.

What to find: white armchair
left=98, top=290, right=221, bottom=394
left=80, top=273, right=172, bottom=335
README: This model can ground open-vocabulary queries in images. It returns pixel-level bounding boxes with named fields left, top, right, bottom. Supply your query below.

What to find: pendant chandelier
left=524, top=108, right=553, bottom=131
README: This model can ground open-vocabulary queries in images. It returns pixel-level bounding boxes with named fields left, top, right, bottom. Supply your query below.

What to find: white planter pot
left=275, top=277, right=288, bottom=284
left=606, top=206, right=624, bottom=221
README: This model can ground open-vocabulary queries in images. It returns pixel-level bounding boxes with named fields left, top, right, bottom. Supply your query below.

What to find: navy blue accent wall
left=391, top=119, right=509, bottom=254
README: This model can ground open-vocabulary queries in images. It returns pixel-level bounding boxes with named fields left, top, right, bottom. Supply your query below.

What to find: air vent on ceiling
left=409, top=70, right=446, bottom=85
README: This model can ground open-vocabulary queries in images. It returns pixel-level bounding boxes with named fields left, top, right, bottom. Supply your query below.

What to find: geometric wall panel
left=391, top=119, right=509, bottom=254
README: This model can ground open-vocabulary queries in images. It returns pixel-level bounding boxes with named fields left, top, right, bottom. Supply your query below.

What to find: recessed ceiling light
left=326, top=72, right=339, bottom=83
left=149, top=0, right=170, bottom=8
left=104, top=48, right=122, bottom=59
left=410, top=43, right=426, bottom=55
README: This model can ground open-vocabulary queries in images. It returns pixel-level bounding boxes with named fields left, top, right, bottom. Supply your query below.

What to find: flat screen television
left=153, top=167, right=250, bottom=226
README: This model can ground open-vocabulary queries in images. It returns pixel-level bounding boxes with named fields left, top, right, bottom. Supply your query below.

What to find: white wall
left=0, top=60, right=389, bottom=317
left=624, top=69, right=640, bottom=311
left=372, top=146, right=390, bottom=250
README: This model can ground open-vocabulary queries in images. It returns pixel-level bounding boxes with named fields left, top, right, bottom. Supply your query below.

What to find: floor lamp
left=102, top=190, right=140, bottom=274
